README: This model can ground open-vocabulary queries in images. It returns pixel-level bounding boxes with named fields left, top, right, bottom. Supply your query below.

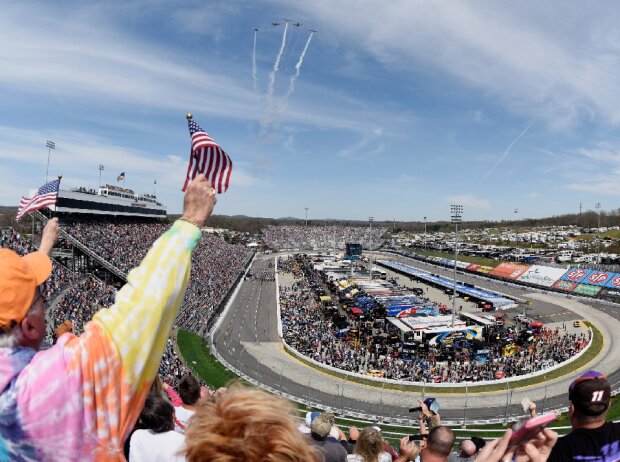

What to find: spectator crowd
left=280, top=255, right=588, bottom=383
left=263, top=225, right=387, bottom=251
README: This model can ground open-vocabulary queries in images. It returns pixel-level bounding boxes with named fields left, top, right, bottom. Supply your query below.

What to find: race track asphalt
left=212, top=252, right=620, bottom=424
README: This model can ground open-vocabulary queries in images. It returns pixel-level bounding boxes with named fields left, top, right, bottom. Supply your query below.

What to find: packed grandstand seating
left=279, top=255, right=588, bottom=383
left=61, top=218, right=253, bottom=332
left=1, top=222, right=251, bottom=389
left=263, top=225, right=387, bottom=251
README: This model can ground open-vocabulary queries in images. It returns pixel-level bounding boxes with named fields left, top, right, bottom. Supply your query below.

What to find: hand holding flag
left=182, top=114, right=232, bottom=194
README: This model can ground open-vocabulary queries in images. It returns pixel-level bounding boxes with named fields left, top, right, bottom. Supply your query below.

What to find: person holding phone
left=474, top=427, right=558, bottom=462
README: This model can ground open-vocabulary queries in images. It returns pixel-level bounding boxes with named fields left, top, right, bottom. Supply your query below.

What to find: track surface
left=213, top=252, right=620, bottom=423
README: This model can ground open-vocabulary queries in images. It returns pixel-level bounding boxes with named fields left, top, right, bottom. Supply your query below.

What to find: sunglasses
left=569, top=372, right=607, bottom=393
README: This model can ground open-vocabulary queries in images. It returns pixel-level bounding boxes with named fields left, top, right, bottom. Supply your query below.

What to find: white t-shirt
left=174, top=406, right=195, bottom=433
left=129, top=429, right=185, bottom=462
left=347, top=452, right=392, bottom=462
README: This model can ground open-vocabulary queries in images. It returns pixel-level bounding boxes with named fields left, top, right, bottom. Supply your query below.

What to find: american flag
left=16, top=178, right=61, bottom=221
left=117, top=172, right=125, bottom=181
left=182, top=117, right=232, bottom=194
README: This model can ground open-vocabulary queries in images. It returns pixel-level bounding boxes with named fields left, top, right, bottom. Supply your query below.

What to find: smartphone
left=409, top=434, right=427, bottom=441
left=508, top=413, right=556, bottom=447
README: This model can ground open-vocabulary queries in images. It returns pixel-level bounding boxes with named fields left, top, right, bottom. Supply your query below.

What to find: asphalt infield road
left=212, top=252, right=620, bottom=424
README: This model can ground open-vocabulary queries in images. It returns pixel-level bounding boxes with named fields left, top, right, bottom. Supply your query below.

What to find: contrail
left=252, top=30, right=258, bottom=92
left=266, top=22, right=288, bottom=99
left=479, top=120, right=534, bottom=183
left=285, top=31, right=314, bottom=98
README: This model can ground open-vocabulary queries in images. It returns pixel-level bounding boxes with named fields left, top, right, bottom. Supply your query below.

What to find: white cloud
left=445, top=193, right=490, bottom=210
left=269, top=0, right=620, bottom=128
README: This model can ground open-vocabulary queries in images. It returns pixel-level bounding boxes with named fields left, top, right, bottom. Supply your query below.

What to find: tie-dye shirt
left=0, top=220, right=201, bottom=461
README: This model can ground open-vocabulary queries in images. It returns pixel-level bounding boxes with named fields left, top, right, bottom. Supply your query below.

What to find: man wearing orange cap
left=0, top=175, right=217, bottom=461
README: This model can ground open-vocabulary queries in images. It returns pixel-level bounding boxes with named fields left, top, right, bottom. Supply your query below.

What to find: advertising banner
left=560, top=268, right=592, bottom=284
left=467, top=263, right=481, bottom=271
left=551, top=279, right=579, bottom=292
left=599, top=289, right=620, bottom=303
left=604, top=274, right=620, bottom=290
left=477, top=266, right=494, bottom=274
left=517, top=265, right=568, bottom=288
left=439, top=258, right=453, bottom=266
left=388, top=306, right=439, bottom=317
left=489, top=262, right=532, bottom=280
left=582, top=271, right=616, bottom=287
left=456, top=261, right=470, bottom=269
left=573, top=284, right=602, bottom=296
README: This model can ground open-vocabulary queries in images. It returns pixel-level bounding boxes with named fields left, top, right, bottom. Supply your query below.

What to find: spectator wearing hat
left=548, top=370, right=619, bottom=462
left=183, top=383, right=320, bottom=462
left=309, top=413, right=348, bottom=462
left=0, top=175, right=216, bottom=461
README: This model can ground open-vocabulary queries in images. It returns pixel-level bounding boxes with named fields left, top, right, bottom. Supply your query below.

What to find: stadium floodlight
left=596, top=202, right=601, bottom=264
left=369, top=217, right=374, bottom=280
left=450, top=204, right=463, bottom=327
left=98, top=164, right=104, bottom=188
left=45, top=140, right=56, bottom=183
left=424, top=216, right=427, bottom=251
left=514, top=208, right=519, bottom=251
left=305, top=207, right=309, bottom=227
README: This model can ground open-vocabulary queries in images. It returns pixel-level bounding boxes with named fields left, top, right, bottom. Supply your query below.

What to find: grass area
left=284, top=321, right=604, bottom=394
left=414, top=249, right=500, bottom=268
left=573, top=229, right=620, bottom=240
left=176, top=329, right=237, bottom=389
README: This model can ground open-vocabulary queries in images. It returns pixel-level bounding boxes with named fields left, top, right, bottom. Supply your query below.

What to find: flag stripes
left=16, top=179, right=60, bottom=221
left=182, top=117, right=232, bottom=194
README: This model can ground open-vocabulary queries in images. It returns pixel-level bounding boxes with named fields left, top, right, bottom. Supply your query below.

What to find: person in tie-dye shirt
left=0, top=175, right=216, bottom=461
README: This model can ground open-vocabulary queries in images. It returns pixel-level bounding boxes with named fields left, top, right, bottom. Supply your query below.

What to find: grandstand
left=263, top=225, right=387, bottom=251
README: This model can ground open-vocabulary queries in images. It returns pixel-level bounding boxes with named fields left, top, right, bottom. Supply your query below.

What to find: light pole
left=305, top=207, right=309, bottom=227
left=45, top=140, right=55, bottom=183
left=98, top=164, right=104, bottom=188
left=153, top=179, right=157, bottom=197
left=451, top=204, right=463, bottom=327
left=369, top=216, right=374, bottom=280
left=514, top=208, right=519, bottom=253
left=424, top=216, right=427, bottom=251
left=595, top=202, right=601, bottom=264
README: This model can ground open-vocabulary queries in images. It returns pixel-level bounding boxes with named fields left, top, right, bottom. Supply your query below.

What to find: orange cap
left=0, top=249, right=52, bottom=328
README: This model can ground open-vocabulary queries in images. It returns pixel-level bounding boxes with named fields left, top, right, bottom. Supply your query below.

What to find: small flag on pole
left=117, top=172, right=125, bottom=181
left=182, top=114, right=232, bottom=194
left=16, top=178, right=61, bottom=221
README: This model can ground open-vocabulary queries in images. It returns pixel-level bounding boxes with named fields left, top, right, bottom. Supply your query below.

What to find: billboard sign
left=551, top=279, right=579, bottom=292
left=489, top=262, right=532, bottom=280
left=572, top=283, right=602, bottom=296
left=517, top=265, right=568, bottom=288
left=560, top=268, right=591, bottom=284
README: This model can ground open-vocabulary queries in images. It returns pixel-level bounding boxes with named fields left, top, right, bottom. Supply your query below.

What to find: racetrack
left=211, top=252, right=620, bottom=425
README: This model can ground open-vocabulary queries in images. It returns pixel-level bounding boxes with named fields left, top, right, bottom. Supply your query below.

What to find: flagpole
left=45, top=140, right=55, bottom=183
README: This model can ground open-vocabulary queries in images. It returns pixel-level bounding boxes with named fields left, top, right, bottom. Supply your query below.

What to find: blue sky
left=2, top=1, right=620, bottom=221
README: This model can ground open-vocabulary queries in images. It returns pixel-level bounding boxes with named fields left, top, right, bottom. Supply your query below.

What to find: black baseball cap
left=568, top=370, right=611, bottom=416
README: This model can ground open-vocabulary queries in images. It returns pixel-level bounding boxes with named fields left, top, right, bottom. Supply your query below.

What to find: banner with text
left=517, top=265, right=568, bottom=288
left=489, top=262, right=532, bottom=280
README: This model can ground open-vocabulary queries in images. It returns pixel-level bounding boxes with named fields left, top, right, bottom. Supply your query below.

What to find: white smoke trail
left=285, top=31, right=314, bottom=98
left=479, top=120, right=534, bottom=183
left=266, top=22, right=288, bottom=99
left=252, top=30, right=258, bottom=92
